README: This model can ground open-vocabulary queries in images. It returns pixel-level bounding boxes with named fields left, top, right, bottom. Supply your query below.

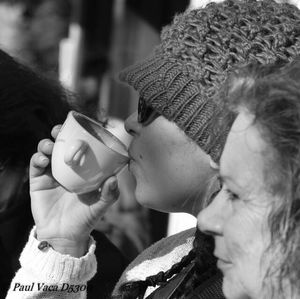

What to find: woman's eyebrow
left=219, top=170, right=241, bottom=190
left=218, top=172, right=229, bottom=183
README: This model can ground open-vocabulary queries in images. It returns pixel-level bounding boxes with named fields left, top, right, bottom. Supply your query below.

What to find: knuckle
left=31, top=153, right=40, bottom=164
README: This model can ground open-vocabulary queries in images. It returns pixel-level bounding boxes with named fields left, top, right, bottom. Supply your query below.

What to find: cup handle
left=64, top=140, right=89, bottom=166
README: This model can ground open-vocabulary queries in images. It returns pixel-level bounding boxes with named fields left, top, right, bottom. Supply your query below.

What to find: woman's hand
left=29, top=125, right=119, bottom=257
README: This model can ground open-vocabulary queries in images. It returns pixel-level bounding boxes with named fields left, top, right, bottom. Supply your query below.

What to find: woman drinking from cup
left=6, top=1, right=300, bottom=298
left=198, top=59, right=300, bottom=299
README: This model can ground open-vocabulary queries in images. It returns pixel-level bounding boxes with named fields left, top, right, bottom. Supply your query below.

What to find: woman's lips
left=214, top=249, right=232, bottom=271
left=127, top=155, right=135, bottom=173
left=216, top=257, right=233, bottom=272
left=128, top=147, right=134, bottom=161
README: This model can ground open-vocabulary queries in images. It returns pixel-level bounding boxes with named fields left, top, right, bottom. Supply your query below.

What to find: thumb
left=92, top=176, right=119, bottom=218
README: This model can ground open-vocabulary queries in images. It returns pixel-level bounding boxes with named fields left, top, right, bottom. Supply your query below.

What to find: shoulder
left=116, top=228, right=196, bottom=287
left=153, top=227, right=196, bottom=254
left=136, top=227, right=196, bottom=262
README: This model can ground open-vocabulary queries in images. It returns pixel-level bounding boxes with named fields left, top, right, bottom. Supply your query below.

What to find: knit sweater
left=6, top=227, right=195, bottom=299
left=6, top=228, right=97, bottom=299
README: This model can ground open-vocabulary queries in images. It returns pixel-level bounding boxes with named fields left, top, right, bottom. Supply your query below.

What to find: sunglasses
left=138, top=97, right=160, bottom=125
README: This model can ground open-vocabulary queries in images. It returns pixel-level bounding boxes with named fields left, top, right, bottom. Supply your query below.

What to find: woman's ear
left=209, top=158, right=219, bottom=170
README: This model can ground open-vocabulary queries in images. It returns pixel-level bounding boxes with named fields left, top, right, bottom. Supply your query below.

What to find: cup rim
left=70, top=110, right=129, bottom=158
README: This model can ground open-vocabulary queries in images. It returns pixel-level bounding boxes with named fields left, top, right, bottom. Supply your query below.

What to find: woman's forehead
left=220, top=111, right=268, bottom=190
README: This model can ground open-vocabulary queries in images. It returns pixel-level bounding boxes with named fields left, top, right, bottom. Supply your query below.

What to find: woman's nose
left=197, top=191, right=225, bottom=236
left=124, top=111, right=141, bottom=136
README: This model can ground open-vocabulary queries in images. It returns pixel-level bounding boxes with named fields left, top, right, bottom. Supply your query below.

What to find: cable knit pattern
left=6, top=227, right=97, bottom=299
left=120, top=0, right=300, bottom=162
left=113, top=228, right=196, bottom=298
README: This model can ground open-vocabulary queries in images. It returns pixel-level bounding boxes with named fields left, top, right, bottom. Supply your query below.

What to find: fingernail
left=40, top=156, right=48, bottom=163
left=110, top=179, right=118, bottom=191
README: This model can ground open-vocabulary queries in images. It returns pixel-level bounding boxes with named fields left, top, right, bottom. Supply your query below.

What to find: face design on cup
left=124, top=111, right=215, bottom=215
left=198, top=111, right=275, bottom=299
left=51, top=111, right=129, bottom=194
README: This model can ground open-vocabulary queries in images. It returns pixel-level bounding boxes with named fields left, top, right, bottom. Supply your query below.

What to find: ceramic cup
left=51, top=111, right=129, bottom=194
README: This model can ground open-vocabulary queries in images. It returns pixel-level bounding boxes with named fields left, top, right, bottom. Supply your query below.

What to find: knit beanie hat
left=120, top=0, right=300, bottom=162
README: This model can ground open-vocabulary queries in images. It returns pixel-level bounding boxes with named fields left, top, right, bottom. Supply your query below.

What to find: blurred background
left=2, top=1, right=300, bottom=298
left=2, top=0, right=299, bottom=261
left=0, top=0, right=222, bottom=262
left=1, top=0, right=201, bottom=261
left=1, top=0, right=299, bottom=266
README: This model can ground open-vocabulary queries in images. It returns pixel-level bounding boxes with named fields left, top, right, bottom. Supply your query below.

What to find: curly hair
left=220, top=58, right=300, bottom=298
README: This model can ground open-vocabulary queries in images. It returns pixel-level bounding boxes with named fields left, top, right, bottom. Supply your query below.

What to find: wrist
left=36, top=235, right=90, bottom=257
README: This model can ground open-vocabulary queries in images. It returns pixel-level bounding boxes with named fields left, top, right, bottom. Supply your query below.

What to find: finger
left=64, top=140, right=88, bottom=166
left=51, top=124, right=62, bottom=139
left=92, top=177, right=119, bottom=217
left=30, top=152, right=50, bottom=179
left=37, top=139, right=54, bottom=156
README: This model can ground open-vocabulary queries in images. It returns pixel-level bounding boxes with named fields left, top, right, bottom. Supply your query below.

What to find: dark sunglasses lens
left=137, top=97, right=144, bottom=122
left=138, top=97, right=153, bottom=123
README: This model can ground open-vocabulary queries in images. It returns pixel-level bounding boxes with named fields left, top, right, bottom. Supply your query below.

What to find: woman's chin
left=222, top=275, right=250, bottom=299
left=135, top=193, right=167, bottom=212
